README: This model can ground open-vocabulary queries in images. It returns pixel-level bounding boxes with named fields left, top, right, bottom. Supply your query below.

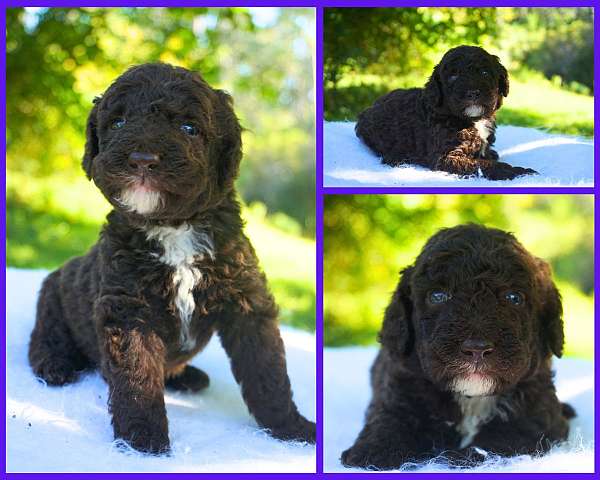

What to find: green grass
left=6, top=171, right=315, bottom=331
left=325, top=71, right=593, bottom=137
left=497, top=71, right=594, bottom=137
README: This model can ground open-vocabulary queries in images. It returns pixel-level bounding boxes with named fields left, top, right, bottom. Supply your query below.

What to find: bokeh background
left=324, top=195, right=594, bottom=360
left=7, top=7, right=316, bottom=331
left=324, top=7, right=594, bottom=137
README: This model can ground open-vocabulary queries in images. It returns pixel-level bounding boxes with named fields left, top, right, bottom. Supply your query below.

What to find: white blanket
left=324, top=122, right=594, bottom=187
left=6, top=269, right=316, bottom=473
left=324, top=346, right=594, bottom=472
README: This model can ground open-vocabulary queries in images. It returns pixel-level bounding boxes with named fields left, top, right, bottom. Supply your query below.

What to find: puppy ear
left=213, top=90, right=242, bottom=190
left=495, top=56, right=509, bottom=108
left=424, top=64, right=443, bottom=109
left=535, top=258, right=564, bottom=358
left=378, top=266, right=415, bottom=357
left=82, top=99, right=100, bottom=179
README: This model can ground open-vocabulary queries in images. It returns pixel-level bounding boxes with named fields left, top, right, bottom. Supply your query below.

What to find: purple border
left=4, top=0, right=596, bottom=5
left=2, top=4, right=7, bottom=478
left=315, top=5, right=324, bottom=475
left=323, top=187, right=596, bottom=195
left=3, top=3, right=598, bottom=479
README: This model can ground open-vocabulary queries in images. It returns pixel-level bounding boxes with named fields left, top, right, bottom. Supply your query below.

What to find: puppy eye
left=181, top=123, right=199, bottom=136
left=449, top=74, right=459, bottom=82
left=429, top=291, right=451, bottom=304
left=481, top=70, right=489, bottom=76
left=505, top=292, right=524, bottom=305
left=111, top=118, right=126, bottom=130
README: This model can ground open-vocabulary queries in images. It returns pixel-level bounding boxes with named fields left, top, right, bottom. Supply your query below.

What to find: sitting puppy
left=342, top=224, right=574, bottom=469
left=355, top=46, right=537, bottom=180
left=29, top=63, right=315, bottom=454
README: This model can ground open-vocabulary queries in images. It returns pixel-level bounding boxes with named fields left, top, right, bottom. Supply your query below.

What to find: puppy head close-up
left=424, top=45, right=509, bottom=119
left=380, top=223, right=563, bottom=397
left=82, top=63, right=242, bottom=221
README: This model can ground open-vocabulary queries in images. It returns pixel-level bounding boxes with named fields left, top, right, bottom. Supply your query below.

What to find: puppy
left=29, top=63, right=315, bottom=454
left=355, top=46, right=537, bottom=180
left=342, top=224, right=574, bottom=469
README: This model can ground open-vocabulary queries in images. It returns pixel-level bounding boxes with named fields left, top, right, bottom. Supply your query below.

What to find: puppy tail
left=561, top=402, right=577, bottom=419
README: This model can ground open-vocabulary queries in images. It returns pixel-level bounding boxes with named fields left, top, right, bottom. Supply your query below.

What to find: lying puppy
left=29, top=63, right=315, bottom=453
left=342, top=224, right=574, bottom=469
left=355, top=46, right=537, bottom=180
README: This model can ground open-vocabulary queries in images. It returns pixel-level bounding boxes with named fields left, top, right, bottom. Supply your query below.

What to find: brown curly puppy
left=355, top=46, right=538, bottom=180
left=29, top=63, right=315, bottom=454
left=342, top=224, right=574, bottom=470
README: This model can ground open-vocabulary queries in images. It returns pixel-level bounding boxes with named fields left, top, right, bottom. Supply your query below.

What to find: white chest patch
left=474, top=119, right=493, bottom=156
left=146, top=224, right=214, bottom=349
left=455, top=394, right=508, bottom=448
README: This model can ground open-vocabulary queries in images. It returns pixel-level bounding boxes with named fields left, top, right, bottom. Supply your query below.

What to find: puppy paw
left=117, top=426, right=170, bottom=455
left=32, top=358, right=80, bottom=386
left=269, top=416, right=316, bottom=444
left=341, top=444, right=407, bottom=470
left=165, top=365, right=210, bottom=393
left=481, top=149, right=499, bottom=161
left=483, top=162, right=538, bottom=180
left=441, top=447, right=488, bottom=467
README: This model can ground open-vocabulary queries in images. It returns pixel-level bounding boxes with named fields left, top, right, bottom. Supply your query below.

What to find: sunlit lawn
left=7, top=171, right=315, bottom=331
left=326, top=71, right=594, bottom=137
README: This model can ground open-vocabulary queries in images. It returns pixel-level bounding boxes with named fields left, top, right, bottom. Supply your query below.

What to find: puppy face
left=82, top=63, right=242, bottom=221
left=379, top=224, right=564, bottom=397
left=424, top=46, right=509, bottom=119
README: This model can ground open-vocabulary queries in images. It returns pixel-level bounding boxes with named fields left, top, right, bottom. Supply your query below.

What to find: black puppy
left=29, top=63, right=315, bottom=454
left=342, top=224, right=573, bottom=469
left=356, top=46, right=537, bottom=180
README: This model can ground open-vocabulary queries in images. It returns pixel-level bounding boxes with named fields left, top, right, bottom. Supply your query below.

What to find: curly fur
left=355, top=46, right=538, bottom=180
left=341, top=224, right=574, bottom=470
left=29, top=63, right=315, bottom=454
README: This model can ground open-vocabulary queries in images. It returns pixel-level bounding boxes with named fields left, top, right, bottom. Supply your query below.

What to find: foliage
left=324, top=7, right=594, bottom=137
left=508, top=7, right=594, bottom=94
left=7, top=7, right=315, bottom=233
left=324, top=8, right=498, bottom=87
left=324, top=195, right=594, bottom=360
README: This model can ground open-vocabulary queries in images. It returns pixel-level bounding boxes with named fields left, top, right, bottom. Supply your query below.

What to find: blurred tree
left=324, top=8, right=499, bottom=89
left=514, top=8, right=594, bottom=92
left=7, top=7, right=315, bottom=233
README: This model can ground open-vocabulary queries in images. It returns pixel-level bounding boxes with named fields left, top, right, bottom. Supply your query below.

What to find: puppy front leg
left=218, top=309, right=315, bottom=443
left=470, top=411, right=570, bottom=458
left=438, top=148, right=537, bottom=180
left=341, top=405, right=429, bottom=469
left=97, top=296, right=169, bottom=454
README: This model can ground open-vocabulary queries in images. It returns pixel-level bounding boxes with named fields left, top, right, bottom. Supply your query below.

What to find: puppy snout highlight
left=460, top=338, right=494, bottom=362
left=128, top=151, right=160, bottom=171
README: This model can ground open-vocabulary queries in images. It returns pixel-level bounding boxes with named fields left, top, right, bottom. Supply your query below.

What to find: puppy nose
left=460, top=339, right=494, bottom=360
left=128, top=152, right=159, bottom=171
left=465, top=89, right=481, bottom=100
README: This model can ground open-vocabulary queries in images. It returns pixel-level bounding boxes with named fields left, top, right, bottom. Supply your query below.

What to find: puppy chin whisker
left=116, top=187, right=164, bottom=215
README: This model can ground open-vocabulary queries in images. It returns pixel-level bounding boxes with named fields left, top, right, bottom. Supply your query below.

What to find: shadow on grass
left=7, top=196, right=102, bottom=270
left=325, top=85, right=389, bottom=121
left=326, top=85, right=593, bottom=137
